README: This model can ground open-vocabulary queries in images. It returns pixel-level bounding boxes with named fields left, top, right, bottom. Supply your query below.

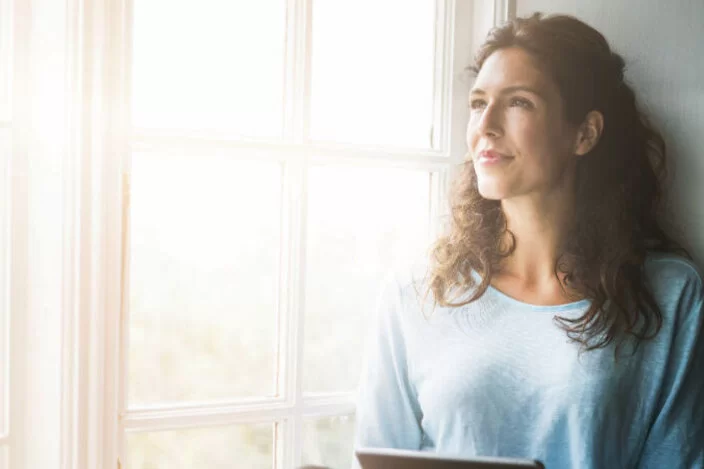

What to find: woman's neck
left=498, top=191, right=575, bottom=286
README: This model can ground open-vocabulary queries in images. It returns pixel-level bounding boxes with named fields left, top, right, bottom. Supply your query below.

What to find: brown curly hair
left=427, top=13, right=687, bottom=351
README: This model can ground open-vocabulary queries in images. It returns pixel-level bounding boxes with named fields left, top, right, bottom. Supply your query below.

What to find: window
left=119, top=1, right=469, bottom=468
left=0, top=0, right=511, bottom=466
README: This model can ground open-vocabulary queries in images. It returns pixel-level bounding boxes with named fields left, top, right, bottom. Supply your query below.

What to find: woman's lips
left=477, top=150, right=512, bottom=164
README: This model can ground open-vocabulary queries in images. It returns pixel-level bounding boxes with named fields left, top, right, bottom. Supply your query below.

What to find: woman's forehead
left=472, top=47, right=557, bottom=98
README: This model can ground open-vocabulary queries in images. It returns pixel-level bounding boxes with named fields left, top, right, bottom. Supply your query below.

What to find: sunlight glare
left=132, top=0, right=286, bottom=136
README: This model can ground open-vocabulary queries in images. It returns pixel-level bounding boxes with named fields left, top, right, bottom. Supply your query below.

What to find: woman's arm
left=352, top=275, right=423, bottom=468
left=637, top=297, right=704, bottom=469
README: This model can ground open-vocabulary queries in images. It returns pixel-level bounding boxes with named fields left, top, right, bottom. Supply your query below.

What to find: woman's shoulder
left=377, top=257, right=438, bottom=319
left=644, top=251, right=704, bottom=308
left=644, top=251, right=702, bottom=284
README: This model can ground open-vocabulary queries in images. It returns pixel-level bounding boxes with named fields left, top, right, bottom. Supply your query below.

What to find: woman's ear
left=574, top=110, right=604, bottom=156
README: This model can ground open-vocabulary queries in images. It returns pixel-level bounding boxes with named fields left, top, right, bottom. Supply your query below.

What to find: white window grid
left=119, top=1, right=456, bottom=468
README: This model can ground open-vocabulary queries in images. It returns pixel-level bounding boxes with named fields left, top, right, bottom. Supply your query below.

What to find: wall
left=513, top=0, right=704, bottom=265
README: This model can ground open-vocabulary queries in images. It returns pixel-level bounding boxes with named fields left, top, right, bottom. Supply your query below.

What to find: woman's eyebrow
left=470, top=86, right=547, bottom=100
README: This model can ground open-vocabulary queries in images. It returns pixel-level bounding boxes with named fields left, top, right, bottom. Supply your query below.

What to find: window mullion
left=130, top=133, right=453, bottom=164
left=281, top=0, right=313, bottom=467
left=283, top=0, right=312, bottom=145
left=294, top=158, right=308, bottom=469
left=432, top=0, right=454, bottom=153
left=122, top=400, right=295, bottom=433
left=493, top=0, right=517, bottom=26
left=281, top=155, right=308, bottom=469
left=301, top=392, right=356, bottom=419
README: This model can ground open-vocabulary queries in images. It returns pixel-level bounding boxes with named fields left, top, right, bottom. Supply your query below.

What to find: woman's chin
left=477, top=183, right=509, bottom=200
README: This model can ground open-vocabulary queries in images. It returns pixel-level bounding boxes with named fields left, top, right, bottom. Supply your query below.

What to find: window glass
left=310, top=0, right=436, bottom=147
left=304, top=165, right=431, bottom=393
left=127, top=423, right=275, bottom=469
left=128, top=153, right=281, bottom=404
left=302, top=414, right=356, bottom=469
left=132, top=0, right=286, bottom=138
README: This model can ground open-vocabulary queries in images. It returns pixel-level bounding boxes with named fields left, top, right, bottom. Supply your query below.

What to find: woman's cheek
left=466, top=120, right=480, bottom=149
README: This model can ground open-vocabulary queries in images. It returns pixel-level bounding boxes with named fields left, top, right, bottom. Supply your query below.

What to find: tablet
left=355, top=448, right=545, bottom=469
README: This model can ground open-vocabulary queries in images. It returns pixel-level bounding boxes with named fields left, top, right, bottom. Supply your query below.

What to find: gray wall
left=515, top=0, right=704, bottom=265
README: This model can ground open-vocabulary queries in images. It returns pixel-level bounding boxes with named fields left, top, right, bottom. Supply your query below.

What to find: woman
left=353, top=13, right=703, bottom=469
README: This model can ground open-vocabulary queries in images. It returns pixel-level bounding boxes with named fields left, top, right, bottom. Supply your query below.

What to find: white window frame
left=0, top=1, right=515, bottom=469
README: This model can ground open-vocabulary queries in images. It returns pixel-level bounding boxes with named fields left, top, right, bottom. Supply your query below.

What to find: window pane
left=127, top=423, right=274, bottom=469
left=310, top=0, right=436, bottom=147
left=302, top=414, right=355, bottom=469
left=304, top=166, right=431, bottom=393
left=0, top=129, right=8, bottom=436
left=132, top=0, right=286, bottom=137
left=128, top=153, right=281, bottom=404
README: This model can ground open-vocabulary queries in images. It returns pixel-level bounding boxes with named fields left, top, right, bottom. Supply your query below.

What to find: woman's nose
left=476, top=104, right=503, bottom=138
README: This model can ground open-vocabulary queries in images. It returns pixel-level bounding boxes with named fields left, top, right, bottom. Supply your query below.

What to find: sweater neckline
left=470, top=270, right=591, bottom=313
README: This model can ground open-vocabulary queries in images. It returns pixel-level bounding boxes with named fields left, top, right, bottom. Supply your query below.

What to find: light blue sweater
left=353, top=254, right=704, bottom=469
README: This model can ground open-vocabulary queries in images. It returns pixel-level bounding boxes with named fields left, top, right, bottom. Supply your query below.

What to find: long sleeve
left=352, top=275, right=423, bottom=468
left=637, top=298, right=704, bottom=469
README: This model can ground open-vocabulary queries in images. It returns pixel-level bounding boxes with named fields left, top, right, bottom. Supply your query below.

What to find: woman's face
left=467, top=47, right=579, bottom=201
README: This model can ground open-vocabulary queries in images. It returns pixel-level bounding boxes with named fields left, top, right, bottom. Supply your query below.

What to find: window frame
left=54, top=1, right=517, bottom=469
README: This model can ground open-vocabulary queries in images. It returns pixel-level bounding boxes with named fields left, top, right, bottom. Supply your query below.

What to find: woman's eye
left=510, top=97, right=534, bottom=109
left=469, top=99, right=486, bottom=110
